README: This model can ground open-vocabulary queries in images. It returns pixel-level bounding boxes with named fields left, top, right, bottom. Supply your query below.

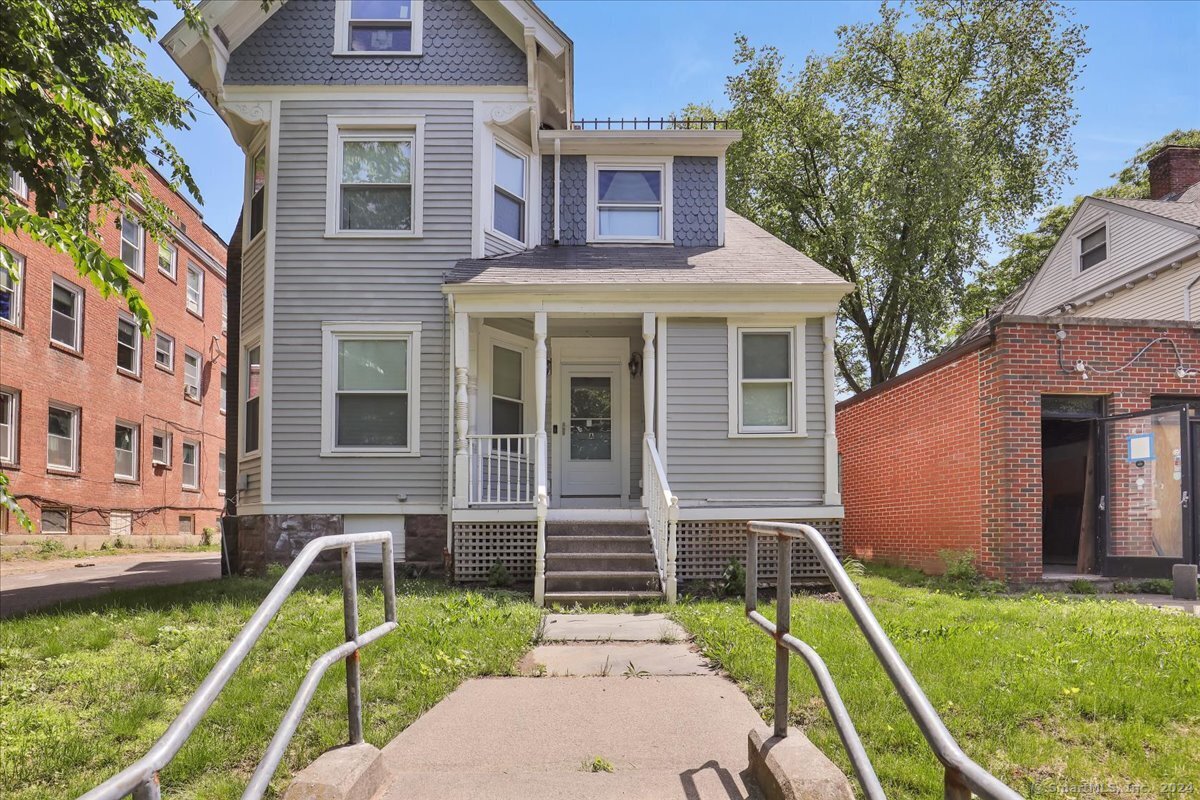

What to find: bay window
left=321, top=322, right=420, bottom=455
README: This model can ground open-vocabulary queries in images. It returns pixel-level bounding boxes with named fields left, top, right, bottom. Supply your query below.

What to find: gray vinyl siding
left=1019, top=201, right=1198, bottom=315
left=664, top=318, right=826, bottom=505
left=1081, top=257, right=1200, bottom=321
left=483, top=230, right=523, bottom=257
left=240, top=234, right=267, bottom=334
left=268, top=98, right=473, bottom=504
left=226, top=0, right=526, bottom=86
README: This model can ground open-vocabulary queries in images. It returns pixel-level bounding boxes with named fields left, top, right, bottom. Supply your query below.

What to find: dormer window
left=587, top=157, right=674, bottom=244
left=1079, top=224, right=1107, bottom=270
left=335, top=0, right=424, bottom=56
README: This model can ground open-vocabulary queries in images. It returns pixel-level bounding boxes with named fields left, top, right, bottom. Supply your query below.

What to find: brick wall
left=837, top=316, right=1200, bottom=581
left=1, top=169, right=229, bottom=540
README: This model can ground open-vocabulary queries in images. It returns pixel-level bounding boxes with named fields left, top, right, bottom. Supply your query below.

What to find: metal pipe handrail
left=746, top=521, right=1023, bottom=800
left=78, top=531, right=398, bottom=800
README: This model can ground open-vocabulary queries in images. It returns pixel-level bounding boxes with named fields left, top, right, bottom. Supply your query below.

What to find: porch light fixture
left=628, top=352, right=642, bottom=377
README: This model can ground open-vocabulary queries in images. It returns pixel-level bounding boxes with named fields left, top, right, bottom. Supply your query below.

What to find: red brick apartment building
left=837, top=147, right=1200, bottom=584
left=1, top=167, right=229, bottom=544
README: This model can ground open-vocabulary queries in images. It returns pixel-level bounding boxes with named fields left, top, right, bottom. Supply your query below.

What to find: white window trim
left=50, top=276, right=84, bottom=352
left=218, top=450, right=227, bottom=496
left=152, top=428, right=172, bottom=467
left=727, top=321, right=807, bottom=438
left=333, top=0, right=424, bottom=56
left=120, top=213, right=145, bottom=278
left=479, top=325, right=535, bottom=436
left=183, top=347, right=202, bottom=401
left=1, top=248, right=24, bottom=328
left=1077, top=219, right=1110, bottom=273
left=320, top=321, right=422, bottom=457
left=158, top=241, right=178, bottom=280
left=114, top=421, right=139, bottom=482
left=47, top=402, right=80, bottom=473
left=241, top=336, right=263, bottom=459
left=325, top=115, right=425, bottom=238
left=586, top=156, right=674, bottom=245
left=186, top=263, right=205, bottom=317
left=487, top=132, right=531, bottom=249
left=155, top=331, right=175, bottom=373
left=181, top=439, right=200, bottom=490
left=0, top=387, right=18, bottom=467
left=116, top=313, right=142, bottom=378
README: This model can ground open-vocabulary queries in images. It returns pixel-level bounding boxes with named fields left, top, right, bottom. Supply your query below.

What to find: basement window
left=1079, top=225, right=1107, bottom=271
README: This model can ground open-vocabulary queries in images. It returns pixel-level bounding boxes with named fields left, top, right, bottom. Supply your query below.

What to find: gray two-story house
left=164, top=0, right=851, bottom=604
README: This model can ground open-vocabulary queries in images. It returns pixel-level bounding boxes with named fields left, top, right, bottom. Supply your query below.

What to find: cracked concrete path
left=375, top=613, right=763, bottom=800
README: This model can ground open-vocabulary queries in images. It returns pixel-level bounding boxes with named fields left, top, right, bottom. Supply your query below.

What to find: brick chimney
left=1148, top=146, right=1200, bottom=200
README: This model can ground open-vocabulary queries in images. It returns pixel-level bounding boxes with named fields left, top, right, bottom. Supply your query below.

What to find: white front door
left=557, top=363, right=625, bottom=500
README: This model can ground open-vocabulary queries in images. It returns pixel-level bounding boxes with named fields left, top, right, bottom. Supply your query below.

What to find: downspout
left=1185, top=271, right=1200, bottom=321
left=553, top=137, right=561, bottom=245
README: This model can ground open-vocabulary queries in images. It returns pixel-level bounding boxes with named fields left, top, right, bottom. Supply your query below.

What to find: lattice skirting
left=453, top=521, right=538, bottom=583
left=676, top=519, right=843, bottom=586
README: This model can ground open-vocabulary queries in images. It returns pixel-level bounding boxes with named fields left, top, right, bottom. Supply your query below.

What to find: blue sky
left=145, top=1, right=1199, bottom=244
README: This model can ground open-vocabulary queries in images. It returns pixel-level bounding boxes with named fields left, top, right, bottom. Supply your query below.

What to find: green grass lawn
left=0, top=574, right=540, bottom=799
left=0, top=541, right=221, bottom=562
left=672, top=576, right=1200, bottom=799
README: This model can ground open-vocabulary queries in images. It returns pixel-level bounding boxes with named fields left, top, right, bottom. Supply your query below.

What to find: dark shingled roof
left=447, top=211, right=847, bottom=287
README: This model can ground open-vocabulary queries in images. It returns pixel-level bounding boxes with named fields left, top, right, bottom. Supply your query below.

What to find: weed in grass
left=938, top=549, right=979, bottom=583
left=1067, top=579, right=1098, bottom=595
left=1136, top=578, right=1174, bottom=595
left=719, top=558, right=746, bottom=598
left=1112, top=580, right=1137, bottom=594
left=582, top=756, right=614, bottom=773
left=486, top=559, right=512, bottom=588
left=36, top=538, right=67, bottom=555
left=840, top=557, right=866, bottom=579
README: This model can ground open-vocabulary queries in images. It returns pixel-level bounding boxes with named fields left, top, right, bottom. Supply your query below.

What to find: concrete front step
left=546, top=553, right=658, bottom=572
left=545, top=570, right=661, bottom=593
left=543, top=590, right=663, bottom=606
left=372, top=768, right=756, bottom=800
left=546, top=522, right=649, bottom=538
left=547, top=535, right=655, bottom=555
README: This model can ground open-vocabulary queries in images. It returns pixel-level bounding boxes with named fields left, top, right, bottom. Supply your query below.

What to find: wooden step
left=545, top=522, right=649, bottom=538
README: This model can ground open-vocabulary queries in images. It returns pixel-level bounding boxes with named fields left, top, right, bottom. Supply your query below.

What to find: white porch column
left=533, top=312, right=548, bottom=605
left=453, top=311, right=470, bottom=507
left=641, top=312, right=657, bottom=507
left=467, top=318, right=481, bottom=435
left=823, top=314, right=841, bottom=506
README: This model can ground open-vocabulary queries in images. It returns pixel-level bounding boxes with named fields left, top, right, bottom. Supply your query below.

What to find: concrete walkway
left=375, top=613, right=764, bottom=799
left=0, top=551, right=221, bottom=618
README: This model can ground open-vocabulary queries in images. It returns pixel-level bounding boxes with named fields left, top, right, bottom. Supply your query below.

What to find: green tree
left=0, top=0, right=207, bottom=530
left=708, top=0, right=1087, bottom=392
left=953, top=128, right=1200, bottom=338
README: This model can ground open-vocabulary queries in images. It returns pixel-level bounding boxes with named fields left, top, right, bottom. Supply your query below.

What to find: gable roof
left=1093, top=195, right=1200, bottom=229
left=446, top=211, right=851, bottom=291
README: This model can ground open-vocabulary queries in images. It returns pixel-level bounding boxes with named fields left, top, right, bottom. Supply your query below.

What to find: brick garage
left=1, top=168, right=229, bottom=544
left=837, top=315, right=1200, bottom=582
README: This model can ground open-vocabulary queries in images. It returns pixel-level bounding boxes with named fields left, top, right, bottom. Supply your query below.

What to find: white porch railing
left=645, top=435, right=679, bottom=603
left=467, top=434, right=537, bottom=506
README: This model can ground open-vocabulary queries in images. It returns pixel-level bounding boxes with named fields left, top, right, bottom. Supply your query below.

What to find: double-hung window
left=47, top=403, right=79, bottom=472
left=491, top=345, right=525, bottom=437
left=327, top=117, right=423, bottom=236
left=244, top=344, right=262, bottom=454
left=114, top=422, right=139, bottom=481
left=322, top=322, right=420, bottom=455
left=181, top=440, right=199, bottom=489
left=492, top=142, right=527, bottom=244
left=730, top=326, right=803, bottom=436
left=218, top=451, right=227, bottom=495
left=117, top=315, right=141, bottom=376
left=1, top=249, right=23, bottom=327
left=155, top=332, right=175, bottom=371
left=183, top=348, right=202, bottom=400
left=336, top=0, right=423, bottom=55
left=1079, top=224, right=1107, bottom=271
left=50, top=277, right=83, bottom=351
left=0, top=389, right=17, bottom=466
left=7, top=168, right=28, bottom=200
left=249, top=147, right=267, bottom=240
left=120, top=214, right=144, bottom=277
left=152, top=429, right=172, bottom=466
left=588, top=158, right=672, bottom=243
left=158, top=242, right=177, bottom=280
left=220, top=369, right=228, bottom=413
left=186, top=263, right=204, bottom=316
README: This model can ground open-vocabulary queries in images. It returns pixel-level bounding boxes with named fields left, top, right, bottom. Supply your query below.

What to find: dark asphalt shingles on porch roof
left=446, top=211, right=847, bottom=287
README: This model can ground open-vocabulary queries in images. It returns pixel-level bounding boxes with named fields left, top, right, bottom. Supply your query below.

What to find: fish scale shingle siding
left=226, top=0, right=527, bottom=86
left=540, top=155, right=588, bottom=246
left=672, top=157, right=719, bottom=247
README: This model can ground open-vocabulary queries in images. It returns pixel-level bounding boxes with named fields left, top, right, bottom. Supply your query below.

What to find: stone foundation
left=405, top=515, right=448, bottom=571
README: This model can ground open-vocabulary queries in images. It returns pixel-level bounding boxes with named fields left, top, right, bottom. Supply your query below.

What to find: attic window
left=336, top=0, right=424, bottom=56
left=1079, top=225, right=1107, bottom=271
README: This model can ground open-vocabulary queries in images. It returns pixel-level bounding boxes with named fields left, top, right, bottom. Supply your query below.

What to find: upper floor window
left=244, top=343, right=262, bottom=455
left=1079, top=224, right=1107, bottom=271
left=587, top=158, right=673, bottom=244
left=186, top=263, right=204, bottom=316
left=155, top=331, right=175, bottom=372
left=1, top=249, right=24, bottom=327
left=120, top=214, right=144, bottom=278
left=47, top=403, right=80, bottom=472
left=152, top=429, right=172, bottom=466
left=183, top=348, right=202, bottom=401
left=249, top=147, right=267, bottom=241
left=326, top=117, right=424, bottom=237
left=114, top=422, right=139, bottom=481
left=729, top=325, right=804, bottom=437
left=335, top=0, right=423, bottom=55
left=50, top=277, right=83, bottom=351
left=158, top=241, right=177, bottom=280
left=181, top=440, right=200, bottom=489
left=116, top=315, right=141, bottom=377
left=6, top=168, right=28, bottom=200
left=493, top=142, right=527, bottom=245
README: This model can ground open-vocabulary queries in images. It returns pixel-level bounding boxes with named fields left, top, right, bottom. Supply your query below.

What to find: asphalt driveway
left=0, top=551, right=221, bottom=618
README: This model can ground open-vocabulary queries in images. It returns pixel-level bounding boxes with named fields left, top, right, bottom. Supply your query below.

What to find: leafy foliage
left=701, top=0, right=1087, bottom=391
